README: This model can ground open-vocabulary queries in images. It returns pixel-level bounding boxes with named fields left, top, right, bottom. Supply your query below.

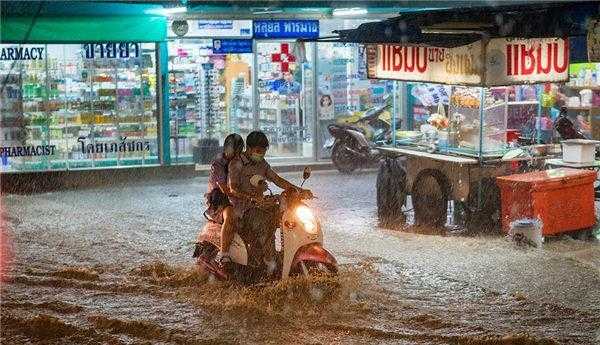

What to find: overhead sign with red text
left=366, top=37, right=569, bottom=86
left=366, top=41, right=484, bottom=85
left=485, top=37, right=569, bottom=86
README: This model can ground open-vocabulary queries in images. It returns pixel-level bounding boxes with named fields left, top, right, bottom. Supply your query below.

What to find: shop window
left=0, top=43, right=159, bottom=172
left=168, top=39, right=253, bottom=164
left=257, top=41, right=314, bottom=159
left=316, top=42, right=396, bottom=159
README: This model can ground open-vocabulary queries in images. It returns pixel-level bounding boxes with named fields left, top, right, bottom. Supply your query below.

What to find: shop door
left=316, top=42, right=398, bottom=159
left=168, top=39, right=254, bottom=164
left=256, top=41, right=314, bottom=159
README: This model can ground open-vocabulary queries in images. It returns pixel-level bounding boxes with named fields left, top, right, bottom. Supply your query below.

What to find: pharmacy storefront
left=0, top=10, right=401, bottom=172
left=167, top=18, right=398, bottom=164
left=0, top=43, right=160, bottom=172
left=0, top=4, right=166, bottom=173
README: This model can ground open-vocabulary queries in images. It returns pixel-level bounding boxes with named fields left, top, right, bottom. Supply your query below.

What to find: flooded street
left=1, top=170, right=599, bottom=345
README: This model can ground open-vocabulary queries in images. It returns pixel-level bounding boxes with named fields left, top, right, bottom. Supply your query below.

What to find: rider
left=227, top=130, right=312, bottom=225
left=203, top=133, right=245, bottom=265
left=229, top=131, right=312, bottom=257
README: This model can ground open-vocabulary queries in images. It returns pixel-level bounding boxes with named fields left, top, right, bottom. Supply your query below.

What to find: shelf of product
left=229, top=76, right=253, bottom=134
left=199, top=63, right=226, bottom=140
left=167, top=40, right=254, bottom=163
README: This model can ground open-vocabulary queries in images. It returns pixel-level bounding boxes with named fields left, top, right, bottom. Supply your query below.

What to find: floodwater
left=1, top=171, right=599, bottom=344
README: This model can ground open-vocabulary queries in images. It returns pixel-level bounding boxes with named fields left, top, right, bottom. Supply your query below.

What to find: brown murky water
left=1, top=171, right=599, bottom=344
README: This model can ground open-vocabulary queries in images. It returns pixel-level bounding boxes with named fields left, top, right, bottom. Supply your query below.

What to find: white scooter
left=194, top=167, right=337, bottom=283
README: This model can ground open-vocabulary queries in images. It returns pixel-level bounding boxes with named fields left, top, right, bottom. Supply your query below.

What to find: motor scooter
left=323, top=104, right=393, bottom=173
left=194, top=167, right=337, bottom=283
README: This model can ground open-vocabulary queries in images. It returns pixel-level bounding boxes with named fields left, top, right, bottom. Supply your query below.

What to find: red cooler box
left=496, top=168, right=597, bottom=236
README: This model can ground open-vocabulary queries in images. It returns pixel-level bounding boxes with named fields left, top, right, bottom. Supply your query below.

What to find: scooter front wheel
left=291, top=260, right=337, bottom=277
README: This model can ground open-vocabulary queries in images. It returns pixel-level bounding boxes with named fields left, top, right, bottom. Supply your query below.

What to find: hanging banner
left=366, top=37, right=569, bottom=86
left=485, top=37, right=569, bottom=86
left=366, top=41, right=484, bottom=85
left=253, top=20, right=319, bottom=39
left=168, top=20, right=252, bottom=38
left=587, top=18, right=600, bottom=62
left=212, top=39, right=253, bottom=54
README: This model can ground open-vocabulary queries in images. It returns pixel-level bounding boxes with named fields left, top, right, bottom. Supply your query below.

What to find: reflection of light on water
left=0, top=201, right=14, bottom=283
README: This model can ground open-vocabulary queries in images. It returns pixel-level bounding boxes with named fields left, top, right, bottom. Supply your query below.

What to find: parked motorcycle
left=194, top=168, right=337, bottom=284
left=554, top=106, right=586, bottom=140
left=324, top=104, right=396, bottom=173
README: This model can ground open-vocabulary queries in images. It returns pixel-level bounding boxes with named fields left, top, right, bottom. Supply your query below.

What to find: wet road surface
left=1, top=170, right=599, bottom=344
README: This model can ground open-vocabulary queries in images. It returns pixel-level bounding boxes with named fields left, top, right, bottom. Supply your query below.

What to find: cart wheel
left=412, top=170, right=449, bottom=228
left=332, top=143, right=356, bottom=173
left=377, top=158, right=407, bottom=227
left=465, top=178, right=501, bottom=233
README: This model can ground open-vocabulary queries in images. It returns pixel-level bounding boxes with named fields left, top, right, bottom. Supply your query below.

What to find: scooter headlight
left=295, top=205, right=317, bottom=234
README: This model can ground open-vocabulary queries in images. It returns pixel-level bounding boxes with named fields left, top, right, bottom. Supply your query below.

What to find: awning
left=331, top=2, right=598, bottom=47
left=1, top=2, right=167, bottom=43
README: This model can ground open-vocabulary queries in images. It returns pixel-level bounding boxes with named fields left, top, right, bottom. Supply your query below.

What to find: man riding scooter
left=225, top=131, right=312, bottom=271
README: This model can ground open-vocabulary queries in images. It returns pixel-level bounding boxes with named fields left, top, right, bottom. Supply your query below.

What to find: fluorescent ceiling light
left=332, top=8, right=368, bottom=17
left=252, top=8, right=284, bottom=15
left=146, top=6, right=187, bottom=16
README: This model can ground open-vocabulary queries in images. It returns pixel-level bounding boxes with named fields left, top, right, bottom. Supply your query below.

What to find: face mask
left=249, top=153, right=264, bottom=162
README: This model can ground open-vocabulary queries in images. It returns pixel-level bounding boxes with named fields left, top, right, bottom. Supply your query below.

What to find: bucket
left=509, top=218, right=543, bottom=247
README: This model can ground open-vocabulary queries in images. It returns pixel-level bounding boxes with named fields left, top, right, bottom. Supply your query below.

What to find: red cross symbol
left=271, top=43, right=296, bottom=72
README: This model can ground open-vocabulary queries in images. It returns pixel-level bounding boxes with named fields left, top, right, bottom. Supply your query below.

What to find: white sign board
left=588, top=19, right=600, bottom=62
left=485, top=37, right=569, bottom=86
left=366, top=41, right=484, bottom=85
left=168, top=20, right=253, bottom=38
left=366, top=37, right=570, bottom=86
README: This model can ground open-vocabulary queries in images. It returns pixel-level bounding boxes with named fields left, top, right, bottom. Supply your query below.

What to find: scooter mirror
left=302, top=167, right=312, bottom=180
left=250, top=175, right=266, bottom=188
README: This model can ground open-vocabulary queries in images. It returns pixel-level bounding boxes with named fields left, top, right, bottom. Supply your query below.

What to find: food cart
left=327, top=3, right=600, bottom=234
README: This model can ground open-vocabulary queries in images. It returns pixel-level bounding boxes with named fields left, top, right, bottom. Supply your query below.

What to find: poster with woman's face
left=319, top=94, right=334, bottom=120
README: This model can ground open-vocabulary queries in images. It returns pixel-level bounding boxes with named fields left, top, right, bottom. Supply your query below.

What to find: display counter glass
left=399, top=83, right=542, bottom=158
left=0, top=43, right=159, bottom=172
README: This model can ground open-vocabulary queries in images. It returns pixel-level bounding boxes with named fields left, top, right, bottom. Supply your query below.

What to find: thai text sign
left=366, top=41, right=483, bottom=85
left=366, top=37, right=569, bottom=86
left=168, top=20, right=253, bottom=38
left=84, top=43, right=140, bottom=59
left=485, top=37, right=569, bottom=86
left=253, top=20, right=319, bottom=39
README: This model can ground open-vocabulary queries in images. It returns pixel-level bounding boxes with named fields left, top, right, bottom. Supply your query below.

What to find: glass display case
left=0, top=43, right=159, bottom=172
left=397, top=84, right=542, bottom=159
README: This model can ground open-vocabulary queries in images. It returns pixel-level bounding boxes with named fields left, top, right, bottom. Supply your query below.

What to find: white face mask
left=249, top=153, right=265, bottom=162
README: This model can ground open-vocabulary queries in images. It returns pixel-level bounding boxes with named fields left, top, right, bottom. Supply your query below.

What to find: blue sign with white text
left=212, top=39, right=253, bottom=54
left=253, top=20, right=319, bottom=39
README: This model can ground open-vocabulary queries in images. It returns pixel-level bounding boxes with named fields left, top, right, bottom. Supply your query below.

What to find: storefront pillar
left=312, top=42, right=319, bottom=160
left=158, top=41, right=171, bottom=165
left=397, top=81, right=408, bottom=131
left=252, top=39, right=260, bottom=130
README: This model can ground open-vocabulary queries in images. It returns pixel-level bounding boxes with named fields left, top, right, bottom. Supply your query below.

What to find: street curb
left=0, top=161, right=336, bottom=194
